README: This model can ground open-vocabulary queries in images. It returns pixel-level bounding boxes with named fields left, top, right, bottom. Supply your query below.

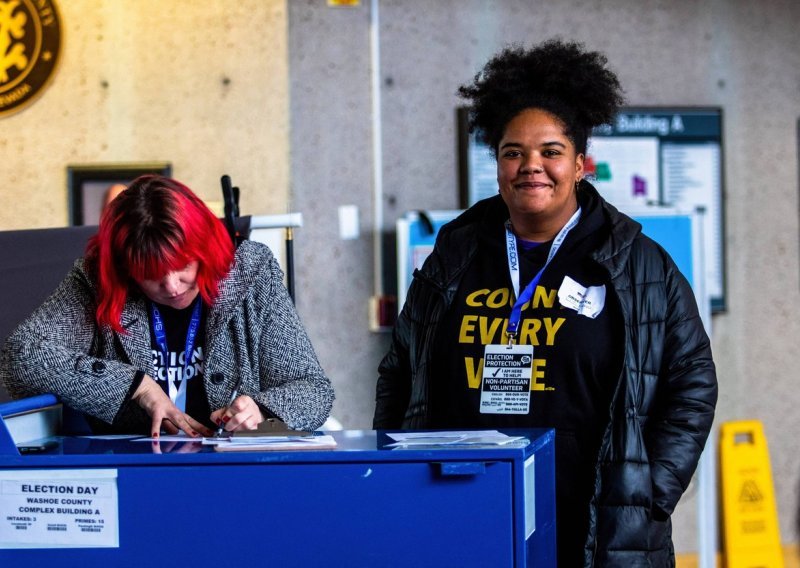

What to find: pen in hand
left=214, top=374, right=244, bottom=438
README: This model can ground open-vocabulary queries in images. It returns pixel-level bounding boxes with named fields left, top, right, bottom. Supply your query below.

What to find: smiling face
left=497, top=108, right=584, bottom=241
left=135, top=261, right=200, bottom=309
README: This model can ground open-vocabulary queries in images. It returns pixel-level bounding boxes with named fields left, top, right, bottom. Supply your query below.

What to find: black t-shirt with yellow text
left=429, top=190, right=624, bottom=563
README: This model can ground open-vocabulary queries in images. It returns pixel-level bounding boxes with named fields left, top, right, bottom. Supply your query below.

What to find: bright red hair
left=85, top=175, right=235, bottom=332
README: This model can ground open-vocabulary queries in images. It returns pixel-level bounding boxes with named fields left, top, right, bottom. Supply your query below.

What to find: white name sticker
left=557, top=275, right=606, bottom=319
left=480, top=344, right=533, bottom=415
left=0, top=469, right=119, bottom=549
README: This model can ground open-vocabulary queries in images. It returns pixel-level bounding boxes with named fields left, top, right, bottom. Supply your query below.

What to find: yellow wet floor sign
left=720, top=420, right=783, bottom=567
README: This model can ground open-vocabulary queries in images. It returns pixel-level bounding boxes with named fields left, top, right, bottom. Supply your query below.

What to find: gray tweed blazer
left=0, top=240, right=334, bottom=432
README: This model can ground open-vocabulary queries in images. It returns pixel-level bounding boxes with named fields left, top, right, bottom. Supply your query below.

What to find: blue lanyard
left=504, top=207, right=581, bottom=344
left=149, top=298, right=202, bottom=412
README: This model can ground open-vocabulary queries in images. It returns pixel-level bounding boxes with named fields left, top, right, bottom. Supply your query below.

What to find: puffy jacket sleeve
left=373, top=223, right=468, bottom=430
left=0, top=261, right=142, bottom=424
left=647, top=253, right=718, bottom=517
left=374, top=301, right=413, bottom=429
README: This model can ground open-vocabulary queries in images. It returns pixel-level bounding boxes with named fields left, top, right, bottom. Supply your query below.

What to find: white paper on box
left=0, top=469, right=119, bottom=549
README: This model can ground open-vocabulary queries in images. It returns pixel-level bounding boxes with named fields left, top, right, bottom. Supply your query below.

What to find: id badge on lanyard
left=149, top=299, right=202, bottom=413
left=480, top=343, right=534, bottom=414
left=479, top=208, right=581, bottom=415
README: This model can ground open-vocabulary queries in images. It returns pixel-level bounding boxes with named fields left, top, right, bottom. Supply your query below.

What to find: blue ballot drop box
left=0, top=396, right=555, bottom=567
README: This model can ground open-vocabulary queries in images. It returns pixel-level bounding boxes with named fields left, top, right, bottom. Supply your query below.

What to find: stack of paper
left=385, top=430, right=527, bottom=449
left=203, top=433, right=337, bottom=452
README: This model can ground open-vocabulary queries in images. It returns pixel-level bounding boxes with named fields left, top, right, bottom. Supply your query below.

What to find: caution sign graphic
left=738, top=480, right=763, bottom=504
left=720, top=420, right=783, bottom=568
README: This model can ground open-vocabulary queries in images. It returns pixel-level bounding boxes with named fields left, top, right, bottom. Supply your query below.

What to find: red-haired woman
left=0, top=175, right=334, bottom=438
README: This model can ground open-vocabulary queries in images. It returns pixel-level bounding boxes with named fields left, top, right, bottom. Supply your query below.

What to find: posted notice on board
left=0, top=469, right=119, bottom=548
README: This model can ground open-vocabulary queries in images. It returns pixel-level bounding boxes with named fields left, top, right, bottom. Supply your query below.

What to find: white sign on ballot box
left=0, top=469, right=119, bottom=549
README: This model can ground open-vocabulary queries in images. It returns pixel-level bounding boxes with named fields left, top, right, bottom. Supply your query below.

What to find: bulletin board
left=396, top=210, right=463, bottom=309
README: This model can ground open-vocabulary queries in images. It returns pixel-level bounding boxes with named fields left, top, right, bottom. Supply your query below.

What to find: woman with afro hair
left=375, top=40, right=717, bottom=566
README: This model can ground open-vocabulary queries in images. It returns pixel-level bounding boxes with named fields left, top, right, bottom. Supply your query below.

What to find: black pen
left=214, top=374, right=244, bottom=438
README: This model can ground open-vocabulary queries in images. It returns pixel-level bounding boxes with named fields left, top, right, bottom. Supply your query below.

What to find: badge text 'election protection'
left=480, top=344, right=533, bottom=414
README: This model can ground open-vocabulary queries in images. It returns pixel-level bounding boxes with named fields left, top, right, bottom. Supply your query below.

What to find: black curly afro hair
left=458, top=39, right=625, bottom=157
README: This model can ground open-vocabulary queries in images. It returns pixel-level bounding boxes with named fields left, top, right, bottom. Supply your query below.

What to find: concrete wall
left=287, top=0, right=800, bottom=554
left=0, top=0, right=290, bottom=228
left=2, top=0, right=799, bottom=556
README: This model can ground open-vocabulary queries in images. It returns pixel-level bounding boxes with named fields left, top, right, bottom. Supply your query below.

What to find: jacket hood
left=584, top=183, right=643, bottom=279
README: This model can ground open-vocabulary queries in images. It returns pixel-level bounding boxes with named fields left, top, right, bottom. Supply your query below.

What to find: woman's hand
left=210, top=395, right=264, bottom=433
left=132, top=375, right=212, bottom=438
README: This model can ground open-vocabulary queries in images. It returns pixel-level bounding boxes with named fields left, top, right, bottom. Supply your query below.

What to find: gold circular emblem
left=0, top=0, right=61, bottom=118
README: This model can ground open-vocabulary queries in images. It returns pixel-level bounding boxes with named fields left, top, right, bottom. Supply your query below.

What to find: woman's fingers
left=135, top=375, right=209, bottom=437
left=185, top=414, right=213, bottom=437
left=209, top=408, right=224, bottom=425
left=213, top=395, right=264, bottom=432
left=163, top=411, right=200, bottom=437
left=149, top=411, right=166, bottom=439
left=161, top=418, right=181, bottom=435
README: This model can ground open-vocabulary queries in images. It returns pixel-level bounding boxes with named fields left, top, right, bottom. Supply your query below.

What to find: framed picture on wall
left=67, top=162, right=172, bottom=226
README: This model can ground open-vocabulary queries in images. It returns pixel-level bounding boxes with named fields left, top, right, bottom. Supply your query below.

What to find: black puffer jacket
left=375, top=183, right=717, bottom=566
